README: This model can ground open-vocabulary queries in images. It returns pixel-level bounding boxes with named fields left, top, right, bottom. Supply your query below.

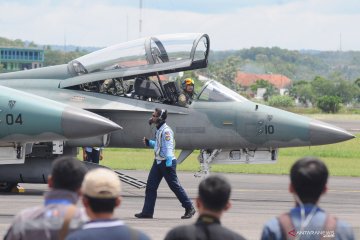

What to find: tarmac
left=322, top=119, right=360, bottom=134
left=0, top=170, right=359, bottom=240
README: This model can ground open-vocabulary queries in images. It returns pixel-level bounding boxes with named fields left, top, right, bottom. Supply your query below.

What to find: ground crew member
left=4, top=157, right=88, bottom=240
left=261, top=157, right=354, bottom=240
left=135, top=108, right=195, bottom=219
left=164, top=175, right=246, bottom=240
left=83, top=147, right=103, bottom=164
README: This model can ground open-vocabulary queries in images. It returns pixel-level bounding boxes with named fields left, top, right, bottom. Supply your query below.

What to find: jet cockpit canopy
left=62, top=33, right=209, bottom=88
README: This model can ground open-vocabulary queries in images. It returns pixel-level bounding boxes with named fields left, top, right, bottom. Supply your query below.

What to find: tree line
left=200, top=52, right=360, bottom=113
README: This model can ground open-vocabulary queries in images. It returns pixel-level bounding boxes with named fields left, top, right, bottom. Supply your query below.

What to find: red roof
left=235, top=72, right=292, bottom=89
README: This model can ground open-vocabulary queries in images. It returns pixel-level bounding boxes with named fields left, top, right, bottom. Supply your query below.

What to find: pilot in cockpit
left=178, top=78, right=196, bottom=106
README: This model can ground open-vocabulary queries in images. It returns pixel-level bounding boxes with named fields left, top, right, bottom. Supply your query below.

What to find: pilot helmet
left=182, top=78, right=194, bottom=90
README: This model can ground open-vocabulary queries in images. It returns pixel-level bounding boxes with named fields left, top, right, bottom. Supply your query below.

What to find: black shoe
left=135, top=212, right=153, bottom=219
left=181, top=207, right=196, bottom=219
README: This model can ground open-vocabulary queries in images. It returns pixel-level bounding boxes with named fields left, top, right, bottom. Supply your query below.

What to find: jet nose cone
left=310, top=119, right=355, bottom=145
left=62, top=107, right=122, bottom=139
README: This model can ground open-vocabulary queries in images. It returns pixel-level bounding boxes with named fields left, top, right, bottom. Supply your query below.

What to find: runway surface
left=1, top=170, right=359, bottom=240
left=322, top=119, right=360, bottom=134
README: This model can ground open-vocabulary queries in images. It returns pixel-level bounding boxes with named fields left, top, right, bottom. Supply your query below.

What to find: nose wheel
left=0, top=182, right=18, bottom=192
left=194, top=149, right=221, bottom=178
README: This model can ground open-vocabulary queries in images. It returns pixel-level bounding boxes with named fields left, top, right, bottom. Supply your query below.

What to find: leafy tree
left=13, top=39, right=25, bottom=47
left=289, top=81, right=315, bottom=106
left=44, top=49, right=65, bottom=66
left=44, top=49, right=88, bottom=66
left=355, top=78, right=360, bottom=88
left=268, top=95, right=295, bottom=108
left=316, top=96, right=342, bottom=113
left=208, top=47, right=360, bottom=83
left=0, top=63, right=3, bottom=73
left=250, top=79, right=278, bottom=101
left=208, top=56, right=241, bottom=88
left=64, top=50, right=88, bottom=63
left=353, top=78, right=360, bottom=102
left=336, top=80, right=359, bottom=104
left=311, top=76, right=336, bottom=97
left=328, top=71, right=344, bottom=82
left=0, top=37, right=25, bottom=47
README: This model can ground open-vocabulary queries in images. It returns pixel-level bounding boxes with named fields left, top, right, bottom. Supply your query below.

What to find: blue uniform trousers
left=85, top=149, right=100, bottom=164
left=142, top=159, right=192, bottom=216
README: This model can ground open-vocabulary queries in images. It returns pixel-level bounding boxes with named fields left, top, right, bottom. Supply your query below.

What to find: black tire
left=0, top=182, right=17, bottom=192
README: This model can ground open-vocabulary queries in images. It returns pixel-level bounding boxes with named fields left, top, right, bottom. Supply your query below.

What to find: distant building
left=0, top=47, right=44, bottom=72
left=234, top=71, right=292, bottom=100
left=235, top=71, right=292, bottom=90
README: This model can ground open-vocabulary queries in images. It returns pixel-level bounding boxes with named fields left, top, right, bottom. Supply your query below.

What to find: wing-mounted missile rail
left=194, top=148, right=278, bottom=177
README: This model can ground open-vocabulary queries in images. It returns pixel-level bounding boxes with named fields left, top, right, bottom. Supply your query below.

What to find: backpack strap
left=278, top=213, right=296, bottom=240
left=59, top=204, right=77, bottom=240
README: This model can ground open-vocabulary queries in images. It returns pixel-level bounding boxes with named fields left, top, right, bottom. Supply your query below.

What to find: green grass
left=91, top=134, right=360, bottom=177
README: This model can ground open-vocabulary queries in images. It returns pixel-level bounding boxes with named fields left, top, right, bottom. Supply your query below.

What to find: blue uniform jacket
left=148, top=123, right=175, bottom=165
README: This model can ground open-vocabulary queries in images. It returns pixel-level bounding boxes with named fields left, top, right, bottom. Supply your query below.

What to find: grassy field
left=96, top=134, right=360, bottom=177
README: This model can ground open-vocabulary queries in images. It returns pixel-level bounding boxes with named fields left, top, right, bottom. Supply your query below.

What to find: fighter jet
left=0, top=85, right=121, bottom=144
left=0, top=33, right=354, bottom=191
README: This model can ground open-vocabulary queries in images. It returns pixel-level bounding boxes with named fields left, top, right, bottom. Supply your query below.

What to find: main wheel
left=0, top=182, right=17, bottom=192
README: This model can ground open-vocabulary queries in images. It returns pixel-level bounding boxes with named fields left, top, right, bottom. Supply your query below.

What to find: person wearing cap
left=135, top=108, right=195, bottom=219
left=66, top=168, right=150, bottom=240
left=178, top=78, right=196, bottom=106
left=261, top=157, right=354, bottom=240
left=4, top=157, right=88, bottom=240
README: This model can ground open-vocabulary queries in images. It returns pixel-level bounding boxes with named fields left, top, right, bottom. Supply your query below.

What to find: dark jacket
left=164, top=214, right=246, bottom=240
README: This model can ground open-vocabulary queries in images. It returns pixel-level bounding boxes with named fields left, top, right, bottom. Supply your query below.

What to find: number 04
left=6, top=114, right=23, bottom=125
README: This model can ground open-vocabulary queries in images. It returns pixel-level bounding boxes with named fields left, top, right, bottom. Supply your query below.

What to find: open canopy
left=61, top=33, right=209, bottom=88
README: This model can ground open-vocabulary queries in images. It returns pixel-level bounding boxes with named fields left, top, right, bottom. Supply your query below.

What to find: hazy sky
left=1, top=0, right=360, bottom=51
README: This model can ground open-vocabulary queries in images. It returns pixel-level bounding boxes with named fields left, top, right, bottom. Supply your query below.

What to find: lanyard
left=300, top=205, right=317, bottom=230
left=293, top=194, right=318, bottom=240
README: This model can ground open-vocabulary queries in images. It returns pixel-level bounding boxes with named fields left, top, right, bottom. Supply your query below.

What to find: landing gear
left=0, top=182, right=18, bottom=193
left=194, top=149, right=221, bottom=178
